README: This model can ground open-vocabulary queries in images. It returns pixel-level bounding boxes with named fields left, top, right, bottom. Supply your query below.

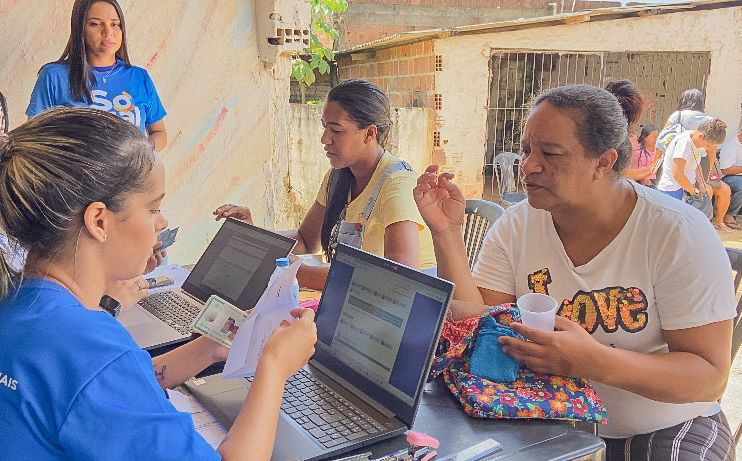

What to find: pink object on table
left=406, top=430, right=440, bottom=449
left=298, top=299, right=320, bottom=312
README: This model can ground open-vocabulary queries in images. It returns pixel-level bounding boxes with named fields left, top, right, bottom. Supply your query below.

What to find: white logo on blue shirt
left=0, top=371, right=18, bottom=391
left=90, top=89, right=142, bottom=128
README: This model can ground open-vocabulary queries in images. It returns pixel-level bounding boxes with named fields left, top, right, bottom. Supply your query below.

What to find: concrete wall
left=338, top=0, right=621, bottom=48
left=0, top=0, right=298, bottom=264
left=286, top=104, right=434, bottom=226
left=434, top=6, right=742, bottom=197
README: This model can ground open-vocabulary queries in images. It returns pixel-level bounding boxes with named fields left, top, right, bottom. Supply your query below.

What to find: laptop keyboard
left=138, top=292, right=202, bottom=336
left=250, top=369, right=387, bottom=448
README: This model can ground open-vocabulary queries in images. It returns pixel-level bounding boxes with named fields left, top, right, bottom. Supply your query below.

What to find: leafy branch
left=291, top=0, right=347, bottom=102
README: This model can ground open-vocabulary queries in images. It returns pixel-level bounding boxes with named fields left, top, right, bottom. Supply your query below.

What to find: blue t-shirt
left=26, top=60, right=166, bottom=132
left=0, top=278, right=219, bottom=460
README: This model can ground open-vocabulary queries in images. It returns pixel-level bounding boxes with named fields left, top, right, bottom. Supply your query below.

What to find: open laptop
left=185, top=243, right=454, bottom=460
left=118, top=218, right=296, bottom=350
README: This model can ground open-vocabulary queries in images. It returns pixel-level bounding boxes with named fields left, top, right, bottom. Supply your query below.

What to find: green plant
left=291, top=0, right=347, bottom=103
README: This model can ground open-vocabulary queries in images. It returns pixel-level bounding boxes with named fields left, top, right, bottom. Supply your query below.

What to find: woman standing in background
left=26, top=0, right=167, bottom=151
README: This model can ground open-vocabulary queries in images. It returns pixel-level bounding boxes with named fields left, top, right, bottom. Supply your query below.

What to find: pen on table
left=371, top=447, right=411, bottom=461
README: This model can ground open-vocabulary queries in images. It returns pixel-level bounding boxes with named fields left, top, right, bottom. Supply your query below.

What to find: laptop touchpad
left=118, top=305, right=157, bottom=328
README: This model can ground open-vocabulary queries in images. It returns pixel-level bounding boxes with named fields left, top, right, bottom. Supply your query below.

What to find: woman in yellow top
left=214, top=79, right=435, bottom=289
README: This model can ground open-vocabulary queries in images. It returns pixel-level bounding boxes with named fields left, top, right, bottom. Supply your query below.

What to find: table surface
left=341, top=378, right=605, bottom=461
left=172, top=264, right=605, bottom=460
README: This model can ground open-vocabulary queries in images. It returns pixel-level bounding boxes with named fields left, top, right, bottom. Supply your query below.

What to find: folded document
left=222, top=260, right=302, bottom=378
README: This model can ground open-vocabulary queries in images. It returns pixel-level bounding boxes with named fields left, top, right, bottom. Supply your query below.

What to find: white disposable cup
left=517, top=293, right=558, bottom=331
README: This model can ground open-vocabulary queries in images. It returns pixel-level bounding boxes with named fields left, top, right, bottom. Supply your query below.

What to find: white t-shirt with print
left=471, top=183, right=736, bottom=438
left=657, top=131, right=706, bottom=192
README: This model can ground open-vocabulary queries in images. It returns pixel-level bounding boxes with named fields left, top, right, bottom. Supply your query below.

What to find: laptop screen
left=313, top=244, right=453, bottom=427
left=182, top=219, right=296, bottom=309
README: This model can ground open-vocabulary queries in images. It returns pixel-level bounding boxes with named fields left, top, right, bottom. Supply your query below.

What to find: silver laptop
left=119, top=218, right=296, bottom=350
left=185, top=243, right=454, bottom=460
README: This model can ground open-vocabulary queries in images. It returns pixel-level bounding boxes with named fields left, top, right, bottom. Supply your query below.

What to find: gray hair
left=532, top=84, right=633, bottom=173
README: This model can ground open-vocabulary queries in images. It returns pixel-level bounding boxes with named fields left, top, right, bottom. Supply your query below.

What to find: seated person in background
left=413, top=84, right=736, bottom=460
left=659, top=89, right=732, bottom=229
left=720, top=128, right=742, bottom=227
left=215, top=79, right=436, bottom=290
left=701, top=148, right=736, bottom=230
left=656, top=119, right=727, bottom=214
left=623, top=124, right=659, bottom=186
left=0, top=107, right=317, bottom=460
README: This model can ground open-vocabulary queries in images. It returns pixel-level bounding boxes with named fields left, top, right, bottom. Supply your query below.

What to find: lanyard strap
left=360, top=161, right=413, bottom=220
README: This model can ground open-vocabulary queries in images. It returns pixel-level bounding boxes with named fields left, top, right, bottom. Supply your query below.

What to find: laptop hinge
left=181, top=289, right=204, bottom=305
left=310, top=361, right=398, bottom=420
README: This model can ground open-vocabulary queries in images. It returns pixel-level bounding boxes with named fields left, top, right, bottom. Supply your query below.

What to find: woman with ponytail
left=214, top=79, right=435, bottom=289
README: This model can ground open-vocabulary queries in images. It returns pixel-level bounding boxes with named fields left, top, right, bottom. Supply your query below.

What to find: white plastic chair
left=463, top=199, right=505, bottom=269
left=493, top=152, right=527, bottom=206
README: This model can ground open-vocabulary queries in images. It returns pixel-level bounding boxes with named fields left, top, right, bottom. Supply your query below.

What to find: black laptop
left=185, top=243, right=454, bottom=460
left=118, top=218, right=296, bottom=350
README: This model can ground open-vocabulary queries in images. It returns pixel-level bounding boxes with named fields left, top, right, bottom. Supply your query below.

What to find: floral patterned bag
left=429, top=304, right=608, bottom=424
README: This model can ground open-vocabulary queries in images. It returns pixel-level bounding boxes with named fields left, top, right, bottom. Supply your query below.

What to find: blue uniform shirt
left=0, top=278, right=219, bottom=460
left=26, top=60, right=166, bottom=132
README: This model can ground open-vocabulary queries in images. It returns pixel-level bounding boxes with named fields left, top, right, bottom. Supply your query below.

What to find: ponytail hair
left=604, top=79, right=643, bottom=128
left=320, top=79, right=392, bottom=259
left=0, top=107, right=155, bottom=299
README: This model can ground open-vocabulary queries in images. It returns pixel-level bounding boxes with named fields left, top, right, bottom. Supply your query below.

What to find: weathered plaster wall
left=287, top=104, right=434, bottom=226
left=338, top=0, right=622, bottom=48
left=0, top=0, right=297, bottom=264
left=434, top=7, right=742, bottom=197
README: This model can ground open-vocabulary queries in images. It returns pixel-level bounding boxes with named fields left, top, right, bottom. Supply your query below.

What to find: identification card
left=156, top=227, right=179, bottom=252
left=191, top=295, right=246, bottom=349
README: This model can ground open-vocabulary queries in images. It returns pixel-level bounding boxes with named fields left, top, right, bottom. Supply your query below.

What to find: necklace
left=95, top=61, right=117, bottom=84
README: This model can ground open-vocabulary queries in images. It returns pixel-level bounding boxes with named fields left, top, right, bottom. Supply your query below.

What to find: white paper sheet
left=222, top=260, right=302, bottom=379
left=143, top=264, right=190, bottom=294
left=168, top=388, right=227, bottom=449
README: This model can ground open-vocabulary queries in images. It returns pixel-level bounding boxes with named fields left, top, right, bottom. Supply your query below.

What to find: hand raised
left=413, top=165, right=466, bottom=235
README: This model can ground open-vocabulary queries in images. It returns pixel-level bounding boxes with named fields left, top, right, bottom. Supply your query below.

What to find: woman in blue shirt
left=0, top=107, right=317, bottom=460
left=26, top=0, right=168, bottom=151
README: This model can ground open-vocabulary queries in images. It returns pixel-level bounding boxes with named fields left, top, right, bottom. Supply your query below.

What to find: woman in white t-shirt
left=414, top=84, right=736, bottom=460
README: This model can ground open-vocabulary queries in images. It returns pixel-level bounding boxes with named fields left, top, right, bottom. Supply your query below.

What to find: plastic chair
left=723, top=247, right=742, bottom=446
left=493, top=152, right=527, bottom=206
left=463, top=199, right=505, bottom=270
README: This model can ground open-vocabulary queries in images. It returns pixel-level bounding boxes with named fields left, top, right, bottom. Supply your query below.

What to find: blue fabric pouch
left=469, top=315, right=521, bottom=383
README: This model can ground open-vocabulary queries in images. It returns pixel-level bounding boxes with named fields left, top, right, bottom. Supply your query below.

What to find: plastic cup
left=517, top=293, right=558, bottom=331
